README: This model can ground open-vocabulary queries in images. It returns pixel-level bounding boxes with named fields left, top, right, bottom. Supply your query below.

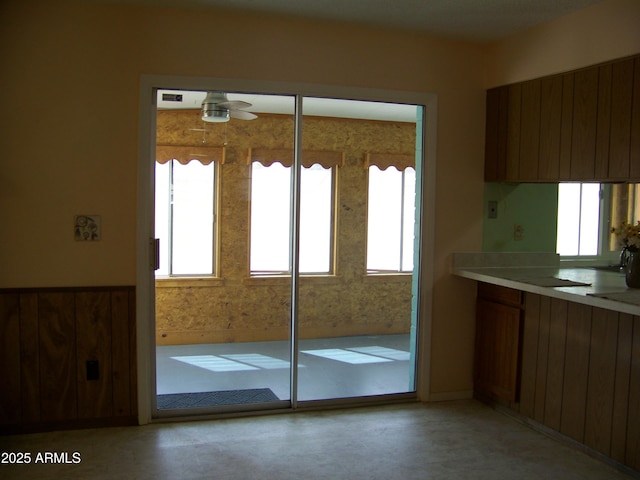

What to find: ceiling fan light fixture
left=202, top=107, right=230, bottom=122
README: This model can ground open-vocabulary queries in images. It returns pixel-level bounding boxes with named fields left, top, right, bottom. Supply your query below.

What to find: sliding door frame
left=137, top=75, right=437, bottom=424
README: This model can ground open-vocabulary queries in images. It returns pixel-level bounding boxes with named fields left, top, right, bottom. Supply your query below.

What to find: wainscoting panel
left=0, top=286, right=136, bottom=434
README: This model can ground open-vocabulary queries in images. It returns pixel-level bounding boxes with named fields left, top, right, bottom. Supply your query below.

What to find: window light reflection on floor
left=347, top=346, right=410, bottom=361
left=171, top=355, right=260, bottom=372
left=171, top=345, right=410, bottom=371
left=301, top=348, right=394, bottom=364
left=222, top=353, right=292, bottom=369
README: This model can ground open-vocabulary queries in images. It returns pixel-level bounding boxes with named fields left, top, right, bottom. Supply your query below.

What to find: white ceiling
left=157, top=90, right=421, bottom=123
left=95, top=0, right=604, bottom=42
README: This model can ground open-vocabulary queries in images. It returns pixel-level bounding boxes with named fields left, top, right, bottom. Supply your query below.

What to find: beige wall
left=485, top=0, right=640, bottom=87
left=1, top=0, right=486, bottom=400
left=4, top=0, right=638, bottom=403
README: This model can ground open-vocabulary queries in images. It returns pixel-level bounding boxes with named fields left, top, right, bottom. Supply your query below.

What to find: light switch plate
left=488, top=201, right=498, bottom=219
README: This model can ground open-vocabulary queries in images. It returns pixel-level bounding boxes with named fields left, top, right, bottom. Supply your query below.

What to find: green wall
left=482, top=183, right=559, bottom=252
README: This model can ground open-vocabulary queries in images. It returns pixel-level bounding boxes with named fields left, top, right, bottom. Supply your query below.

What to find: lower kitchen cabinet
left=474, top=283, right=523, bottom=402
left=475, top=284, right=640, bottom=473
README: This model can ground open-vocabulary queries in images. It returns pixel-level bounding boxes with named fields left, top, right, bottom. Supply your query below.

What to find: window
left=608, top=183, right=640, bottom=251
left=366, top=166, right=416, bottom=273
left=250, top=162, right=334, bottom=275
left=556, top=182, right=640, bottom=257
left=155, top=160, right=216, bottom=276
left=556, top=183, right=601, bottom=256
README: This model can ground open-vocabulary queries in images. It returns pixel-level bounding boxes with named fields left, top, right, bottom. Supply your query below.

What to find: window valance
left=365, top=152, right=415, bottom=171
left=156, top=145, right=225, bottom=165
left=248, top=148, right=344, bottom=169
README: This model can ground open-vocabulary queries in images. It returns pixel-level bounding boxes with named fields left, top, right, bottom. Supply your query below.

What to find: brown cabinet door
left=485, top=54, right=640, bottom=183
left=484, top=87, right=501, bottom=181
left=571, top=66, right=599, bottom=180
left=505, top=84, right=522, bottom=181
left=475, top=297, right=522, bottom=402
left=538, top=76, right=563, bottom=181
left=595, top=64, right=612, bottom=179
left=629, top=58, right=640, bottom=179
left=608, top=59, right=634, bottom=179
left=559, top=73, right=574, bottom=180
left=519, top=79, right=541, bottom=181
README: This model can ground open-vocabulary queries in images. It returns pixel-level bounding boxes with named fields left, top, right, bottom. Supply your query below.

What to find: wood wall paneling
left=611, top=314, right=633, bottom=463
left=0, top=287, right=136, bottom=433
left=584, top=308, right=618, bottom=454
left=490, top=292, right=639, bottom=473
left=38, top=292, right=77, bottom=423
left=560, top=302, right=592, bottom=443
left=544, top=298, right=568, bottom=431
left=0, top=294, right=21, bottom=425
left=627, top=316, right=640, bottom=471
left=519, top=293, right=540, bottom=417
left=538, top=76, right=563, bottom=181
left=533, top=295, right=551, bottom=423
left=19, top=293, right=40, bottom=424
left=608, top=59, right=634, bottom=179
left=76, top=291, right=113, bottom=419
left=519, top=79, right=541, bottom=181
left=128, top=290, right=138, bottom=415
left=111, top=290, right=132, bottom=416
left=571, top=67, right=599, bottom=180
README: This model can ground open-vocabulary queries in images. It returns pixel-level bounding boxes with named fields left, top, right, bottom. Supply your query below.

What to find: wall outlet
left=488, top=200, right=498, bottom=219
left=514, top=224, right=524, bottom=241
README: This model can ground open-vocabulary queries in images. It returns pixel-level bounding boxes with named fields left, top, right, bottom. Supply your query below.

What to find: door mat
left=157, top=388, right=280, bottom=409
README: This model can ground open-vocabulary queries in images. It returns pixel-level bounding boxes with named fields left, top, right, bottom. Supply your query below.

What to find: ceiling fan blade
left=217, top=100, right=253, bottom=109
left=229, top=110, right=257, bottom=120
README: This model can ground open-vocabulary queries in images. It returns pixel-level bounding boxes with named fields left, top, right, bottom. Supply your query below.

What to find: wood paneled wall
left=0, top=287, right=137, bottom=433
left=515, top=294, right=640, bottom=472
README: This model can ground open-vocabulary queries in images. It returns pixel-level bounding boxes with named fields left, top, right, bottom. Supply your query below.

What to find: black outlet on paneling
left=86, top=360, right=99, bottom=381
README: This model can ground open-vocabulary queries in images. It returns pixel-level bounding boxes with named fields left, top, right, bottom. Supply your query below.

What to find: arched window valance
left=248, top=148, right=344, bottom=169
left=365, top=152, right=415, bottom=171
left=156, top=145, right=225, bottom=165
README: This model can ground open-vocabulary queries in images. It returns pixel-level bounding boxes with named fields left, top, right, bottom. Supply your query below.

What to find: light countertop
left=451, top=252, right=640, bottom=316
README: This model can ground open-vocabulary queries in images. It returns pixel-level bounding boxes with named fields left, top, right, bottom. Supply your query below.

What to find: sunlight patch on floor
left=222, top=353, right=292, bottom=369
left=301, top=348, right=394, bottom=364
left=171, top=355, right=259, bottom=372
left=347, top=346, right=410, bottom=361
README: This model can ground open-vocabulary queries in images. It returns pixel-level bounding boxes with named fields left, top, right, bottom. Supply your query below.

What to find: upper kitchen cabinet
left=484, top=54, right=640, bottom=183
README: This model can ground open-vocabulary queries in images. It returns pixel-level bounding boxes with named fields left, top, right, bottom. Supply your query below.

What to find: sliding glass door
left=152, top=90, right=422, bottom=415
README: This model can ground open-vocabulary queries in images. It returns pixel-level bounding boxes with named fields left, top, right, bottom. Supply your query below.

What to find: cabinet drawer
left=478, top=282, right=523, bottom=307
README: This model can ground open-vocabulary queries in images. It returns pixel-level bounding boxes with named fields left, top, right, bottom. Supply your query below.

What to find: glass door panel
left=154, top=91, right=295, bottom=413
left=296, top=97, right=421, bottom=401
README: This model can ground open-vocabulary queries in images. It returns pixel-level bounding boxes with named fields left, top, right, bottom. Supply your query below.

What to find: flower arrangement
left=611, top=221, right=640, bottom=252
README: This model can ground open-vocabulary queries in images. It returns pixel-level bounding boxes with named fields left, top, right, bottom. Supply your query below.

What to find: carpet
left=157, top=388, right=280, bottom=409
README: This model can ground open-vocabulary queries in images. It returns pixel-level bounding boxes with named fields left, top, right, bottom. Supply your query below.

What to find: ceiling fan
left=201, top=91, right=257, bottom=122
